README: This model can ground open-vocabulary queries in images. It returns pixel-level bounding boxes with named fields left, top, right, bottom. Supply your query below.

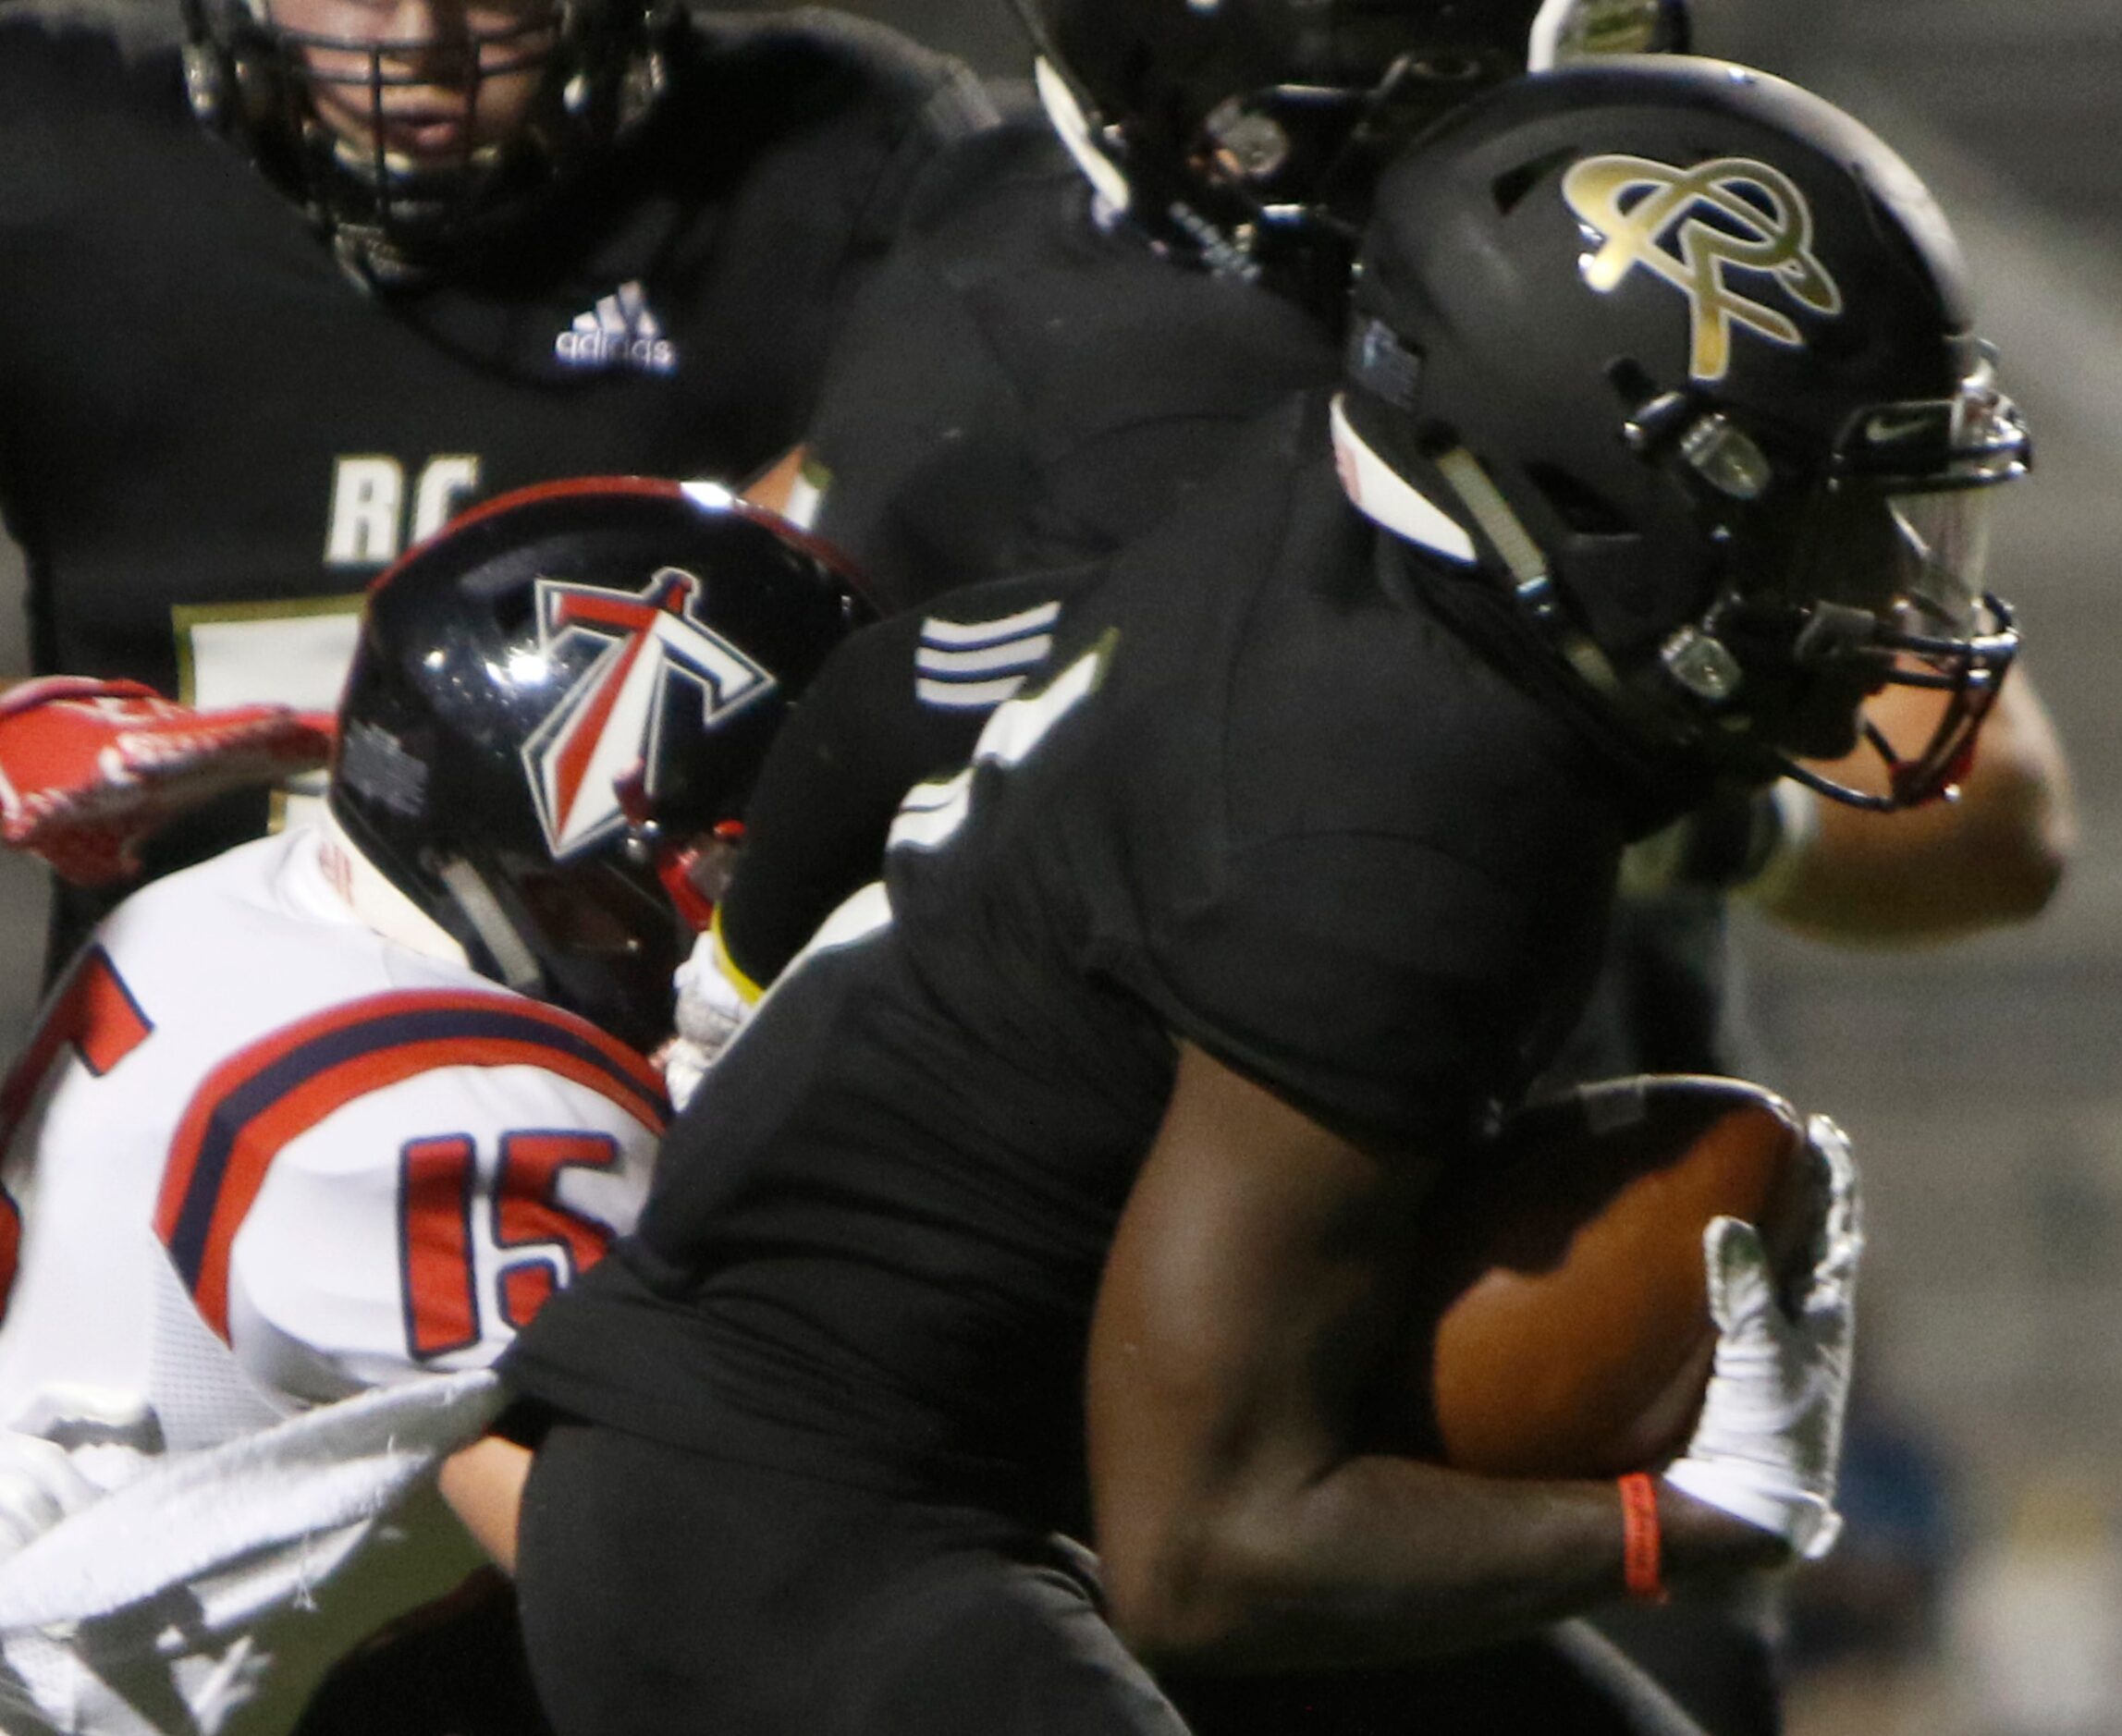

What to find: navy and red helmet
left=329, top=477, right=870, bottom=1052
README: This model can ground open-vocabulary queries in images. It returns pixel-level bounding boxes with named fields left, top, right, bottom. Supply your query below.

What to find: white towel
left=0, top=1371, right=504, bottom=1735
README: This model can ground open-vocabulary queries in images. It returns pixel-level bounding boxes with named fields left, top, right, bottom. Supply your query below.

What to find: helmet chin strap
left=317, top=807, right=470, bottom=967
left=1333, top=397, right=1711, bottom=752
left=435, top=857, right=546, bottom=995
left=1425, top=444, right=1651, bottom=719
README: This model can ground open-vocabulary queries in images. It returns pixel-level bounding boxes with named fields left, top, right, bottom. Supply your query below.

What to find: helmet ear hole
left=1525, top=463, right=1634, bottom=537
left=1491, top=147, right=1576, bottom=216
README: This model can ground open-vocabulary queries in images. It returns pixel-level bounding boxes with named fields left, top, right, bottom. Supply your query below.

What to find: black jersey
left=719, top=562, right=1751, bottom=1086
left=714, top=556, right=1755, bottom=1078
left=504, top=401, right=1684, bottom=1523
left=1540, top=894, right=1751, bottom=1083
left=800, top=106, right=1340, bottom=611
left=0, top=8, right=988, bottom=943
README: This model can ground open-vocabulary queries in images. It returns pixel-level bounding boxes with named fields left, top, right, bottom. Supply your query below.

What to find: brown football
left=1390, top=1075, right=1814, bottom=1478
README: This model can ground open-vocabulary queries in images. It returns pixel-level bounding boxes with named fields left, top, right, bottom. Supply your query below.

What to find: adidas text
left=555, top=281, right=680, bottom=376
left=555, top=329, right=678, bottom=373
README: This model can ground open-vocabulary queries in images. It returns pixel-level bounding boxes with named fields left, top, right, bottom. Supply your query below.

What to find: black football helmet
left=1336, top=57, right=2027, bottom=809
left=179, top=0, right=676, bottom=286
left=330, top=477, right=871, bottom=1053
left=1018, top=0, right=1687, bottom=305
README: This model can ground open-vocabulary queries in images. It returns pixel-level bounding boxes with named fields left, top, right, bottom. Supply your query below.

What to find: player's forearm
left=1754, top=778, right=2067, bottom=940
left=1101, top=1454, right=1779, bottom=1671
left=1095, top=1044, right=1793, bottom=1673
left=438, top=1433, right=533, bottom=1576
left=1749, top=673, right=2074, bottom=943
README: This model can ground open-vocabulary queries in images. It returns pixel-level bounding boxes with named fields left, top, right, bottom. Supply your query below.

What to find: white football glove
left=1663, top=1114, right=1861, bottom=1560
left=662, top=926, right=757, bottom=1112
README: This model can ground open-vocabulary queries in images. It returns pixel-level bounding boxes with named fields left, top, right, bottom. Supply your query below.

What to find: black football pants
left=516, top=1416, right=1712, bottom=1736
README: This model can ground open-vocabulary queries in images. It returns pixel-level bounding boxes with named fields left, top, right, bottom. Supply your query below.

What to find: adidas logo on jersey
left=914, top=602, right=1061, bottom=710
left=554, top=281, right=679, bottom=376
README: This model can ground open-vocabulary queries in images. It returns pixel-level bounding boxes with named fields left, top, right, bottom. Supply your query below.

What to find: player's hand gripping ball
left=1392, top=1075, right=1815, bottom=1478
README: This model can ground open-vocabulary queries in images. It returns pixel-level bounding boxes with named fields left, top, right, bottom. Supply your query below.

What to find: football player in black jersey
left=0, top=0, right=989, bottom=960
left=760, top=0, right=2066, bottom=1077
left=477, top=60, right=2032, bottom=1736
left=711, top=4, right=2063, bottom=1725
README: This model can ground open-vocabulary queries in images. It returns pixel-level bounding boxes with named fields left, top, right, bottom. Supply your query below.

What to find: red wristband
left=1619, top=1473, right=1668, bottom=1603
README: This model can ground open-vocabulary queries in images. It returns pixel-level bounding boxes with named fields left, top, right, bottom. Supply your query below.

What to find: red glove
left=0, top=678, right=337, bottom=886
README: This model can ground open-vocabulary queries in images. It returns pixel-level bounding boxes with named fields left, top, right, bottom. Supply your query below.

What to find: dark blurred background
left=3, top=2, right=2118, bottom=1728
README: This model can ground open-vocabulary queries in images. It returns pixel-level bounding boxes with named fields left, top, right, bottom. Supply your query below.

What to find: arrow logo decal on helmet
left=1563, top=153, right=1843, bottom=382
left=522, top=566, right=775, bottom=859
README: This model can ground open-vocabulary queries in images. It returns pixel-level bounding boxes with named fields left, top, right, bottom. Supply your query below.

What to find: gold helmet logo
left=1562, top=154, right=1843, bottom=382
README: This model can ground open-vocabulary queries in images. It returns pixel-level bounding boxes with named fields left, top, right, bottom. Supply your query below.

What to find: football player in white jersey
left=0, top=478, right=867, bottom=1736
